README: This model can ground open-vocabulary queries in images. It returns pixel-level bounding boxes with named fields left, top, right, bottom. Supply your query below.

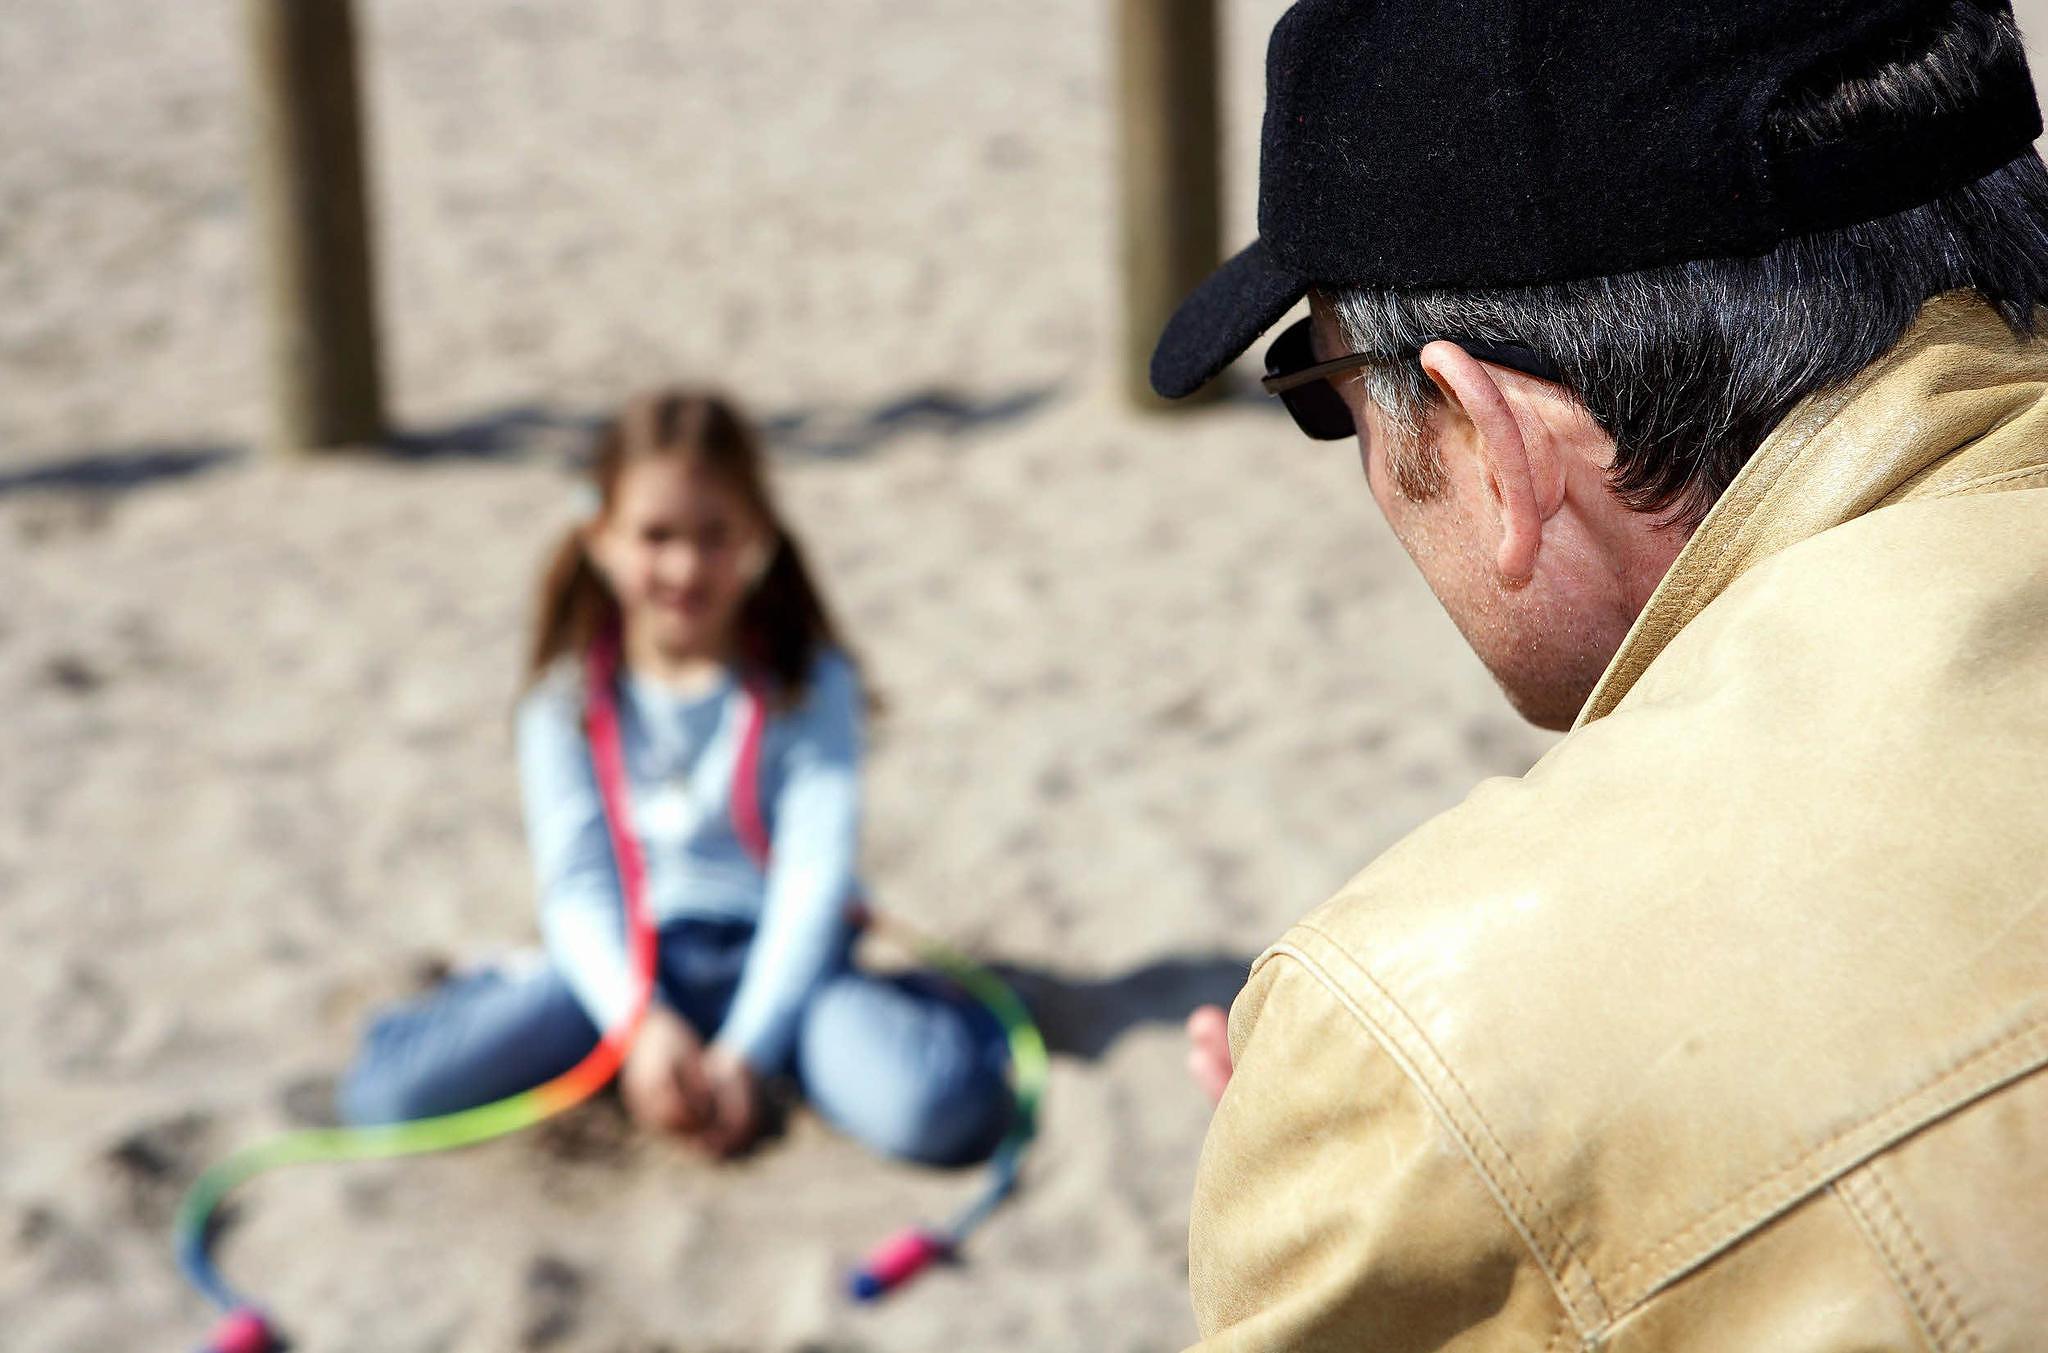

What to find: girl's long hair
left=526, top=389, right=859, bottom=708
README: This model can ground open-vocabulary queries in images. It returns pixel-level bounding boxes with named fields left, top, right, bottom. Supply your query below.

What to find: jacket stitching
left=1276, top=933, right=1598, bottom=1314
left=1864, top=1165, right=1982, bottom=1353
left=1263, top=941, right=1600, bottom=1334
left=1269, top=927, right=2048, bottom=1330
left=1912, top=462, right=2048, bottom=501
left=1272, top=932, right=1612, bottom=1332
left=1610, top=1021, right=2048, bottom=1309
left=1835, top=1175, right=1953, bottom=1352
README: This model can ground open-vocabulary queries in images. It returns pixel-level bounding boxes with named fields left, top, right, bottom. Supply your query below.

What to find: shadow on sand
left=0, top=444, right=244, bottom=497
left=991, top=953, right=1252, bottom=1060
left=761, top=384, right=1060, bottom=460
left=386, top=404, right=606, bottom=462
left=0, top=383, right=1062, bottom=500
left=387, top=384, right=1063, bottom=465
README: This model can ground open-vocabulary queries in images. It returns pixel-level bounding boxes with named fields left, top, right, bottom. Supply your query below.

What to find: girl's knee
left=337, top=1008, right=466, bottom=1126
left=797, top=981, right=1012, bottom=1165
left=336, top=959, right=595, bottom=1127
left=896, top=1078, right=1012, bottom=1166
left=825, top=1069, right=1009, bottom=1165
left=335, top=1063, right=429, bottom=1127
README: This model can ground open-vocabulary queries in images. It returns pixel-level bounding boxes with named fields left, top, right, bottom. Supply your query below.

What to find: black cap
left=1151, top=0, right=2043, bottom=399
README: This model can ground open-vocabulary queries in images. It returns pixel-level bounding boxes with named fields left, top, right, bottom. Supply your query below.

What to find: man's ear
left=1416, top=340, right=1566, bottom=585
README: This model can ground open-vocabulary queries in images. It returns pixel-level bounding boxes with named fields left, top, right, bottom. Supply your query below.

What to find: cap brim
left=1149, top=238, right=1308, bottom=399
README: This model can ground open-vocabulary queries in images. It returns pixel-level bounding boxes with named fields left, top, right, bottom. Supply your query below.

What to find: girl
left=340, top=389, right=1011, bottom=1165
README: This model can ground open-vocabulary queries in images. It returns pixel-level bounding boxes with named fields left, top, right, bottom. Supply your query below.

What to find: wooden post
left=1116, top=0, right=1223, bottom=409
left=244, top=0, right=385, bottom=452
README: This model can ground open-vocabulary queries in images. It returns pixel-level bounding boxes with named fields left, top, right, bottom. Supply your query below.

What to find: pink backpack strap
left=581, top=627, right=658, bottom=1054
left=730, top=677, right=772, bottom=869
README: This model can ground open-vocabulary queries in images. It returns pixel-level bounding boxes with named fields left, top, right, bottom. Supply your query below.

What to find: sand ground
left=0, top=3, right=1558, bottom=1349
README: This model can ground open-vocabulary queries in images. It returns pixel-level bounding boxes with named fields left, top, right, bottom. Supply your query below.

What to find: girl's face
left=588, top=457, right=771, bottom=663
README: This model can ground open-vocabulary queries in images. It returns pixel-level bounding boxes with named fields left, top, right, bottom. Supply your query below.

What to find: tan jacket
left=1190, top=295, right=2048, bottom=1352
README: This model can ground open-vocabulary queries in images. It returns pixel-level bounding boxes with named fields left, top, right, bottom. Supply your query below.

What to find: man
left=1152, top=1, right=2048, bottom=1349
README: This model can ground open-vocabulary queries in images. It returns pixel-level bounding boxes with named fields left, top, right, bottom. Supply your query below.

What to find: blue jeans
left=339, top=920, right=1013, bottom=1166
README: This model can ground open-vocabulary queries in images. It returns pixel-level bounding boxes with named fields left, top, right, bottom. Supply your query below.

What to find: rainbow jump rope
left=174, top=635, right=1048, bottom=1352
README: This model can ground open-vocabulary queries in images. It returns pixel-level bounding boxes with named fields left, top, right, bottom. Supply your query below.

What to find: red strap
left=720, top=677, right=863, bottom=926
left=730, top=677, right=868, bottom=929
left=592, top=642, right=771, bottom=894
left=730, top=678, right=772, bottom=869
left=582, top=631, right=659, bottom=1055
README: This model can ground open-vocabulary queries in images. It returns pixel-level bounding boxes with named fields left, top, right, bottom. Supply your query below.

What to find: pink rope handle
left=204, top=1308, right=276, bottom=1353
left=850, top=1226, right=951, bottom=1301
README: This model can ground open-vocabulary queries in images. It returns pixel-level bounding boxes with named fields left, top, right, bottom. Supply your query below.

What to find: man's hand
left=1187, top=1004, right=1234, bottom=1106
left=694, top=1043, right=763, bottom=1158
left=622, top=1004, right=713, bottom=1136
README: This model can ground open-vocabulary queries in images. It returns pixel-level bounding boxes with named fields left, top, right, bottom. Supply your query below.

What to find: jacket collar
left=1579, top=292, right=2048, bottom=727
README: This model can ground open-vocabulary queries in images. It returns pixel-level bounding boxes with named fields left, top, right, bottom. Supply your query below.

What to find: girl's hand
left=622, top=1005, right=713, bottom=1136
left=694, top=1044, right=762, bottom=1158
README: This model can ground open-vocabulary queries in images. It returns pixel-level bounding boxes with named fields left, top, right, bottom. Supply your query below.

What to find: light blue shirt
left=514, top=648, right=863, bottom=1071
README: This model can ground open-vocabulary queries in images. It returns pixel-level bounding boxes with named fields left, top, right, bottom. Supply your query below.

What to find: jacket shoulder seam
left=1267, top=930, right=1610, bottom=1336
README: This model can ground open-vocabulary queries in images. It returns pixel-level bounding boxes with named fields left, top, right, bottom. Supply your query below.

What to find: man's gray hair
left=1330, top=1, right=2048, bottom=525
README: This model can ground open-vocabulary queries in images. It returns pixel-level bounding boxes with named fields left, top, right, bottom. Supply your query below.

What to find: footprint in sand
left=519, top=1252, right=586, bottom=1349
left=38, top=959, right=129, bottom=1075
left=41, top=651, right=105, bottom=696
left=528, top=1095, right=638, bottom=1169
left=101, top=1109, right=213, bottom=1231
left=10, top=1200, right=113, bottom=1287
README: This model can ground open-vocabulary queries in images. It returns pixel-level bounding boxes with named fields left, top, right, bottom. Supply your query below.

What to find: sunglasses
left=1260, top=317, right=1564, bottom=441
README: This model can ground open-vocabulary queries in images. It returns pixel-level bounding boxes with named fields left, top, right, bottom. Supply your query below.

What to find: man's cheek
left=1361, top=441, right=1404, bottom=527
